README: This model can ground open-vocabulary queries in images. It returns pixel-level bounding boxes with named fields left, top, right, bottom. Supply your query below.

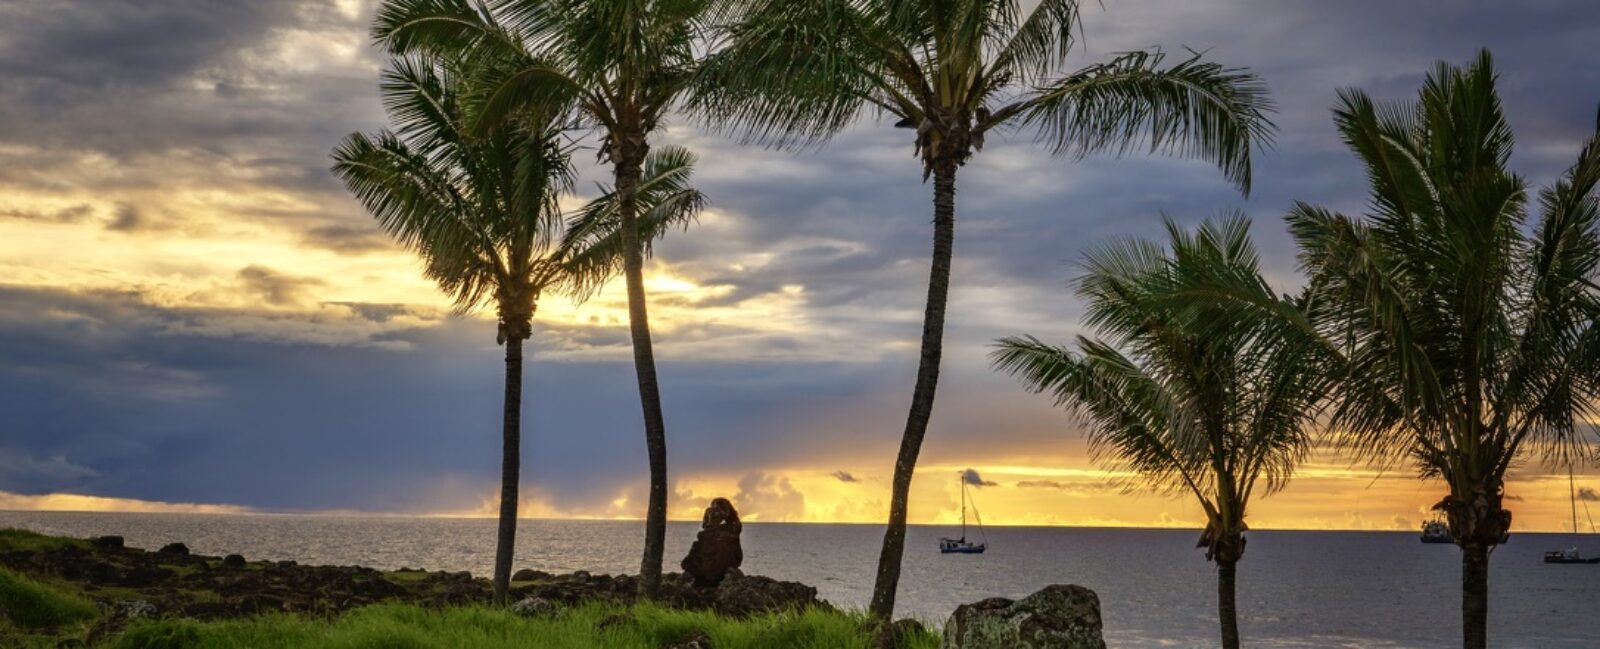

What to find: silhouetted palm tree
left=331, top=56, right=575, bottom=602
left=372, top=0, right=717, bottom=598
left=1276, top=51, right=1600, bottom=649
left=993, top=214, right=1320, bottom=649
left=696, top=0, right=1275, bottom=620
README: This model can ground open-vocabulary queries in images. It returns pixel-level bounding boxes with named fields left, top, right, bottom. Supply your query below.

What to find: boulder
left=92, top=535, right=125, bottom=550
left=942, top=584, right=1105, bottom=649
left=512, top=568, right=540, bottom=581
left=709, top=570, right=818, bottom=617
left=510, top=596, right=558, bottom=618
left=158, top=542, right=190, bottom=556
left=680, top=498, right=743, bottom=588
left=222, top=554, right=246, bottom=568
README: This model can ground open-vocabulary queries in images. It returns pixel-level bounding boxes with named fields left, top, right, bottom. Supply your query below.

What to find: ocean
left=1, top=511, right=1595, bottom=648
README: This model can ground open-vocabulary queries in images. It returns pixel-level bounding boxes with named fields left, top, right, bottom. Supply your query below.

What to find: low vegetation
left=109, top=602, right=937, bottom=649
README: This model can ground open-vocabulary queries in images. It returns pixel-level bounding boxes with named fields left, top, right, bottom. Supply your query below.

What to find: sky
left=1, top=0, right=1598, bottom=532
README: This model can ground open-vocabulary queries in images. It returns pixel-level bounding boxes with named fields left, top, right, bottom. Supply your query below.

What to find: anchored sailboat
left=1543, top=467, right=1599, bottom=564
left=939, top=474, right=987, bottom=554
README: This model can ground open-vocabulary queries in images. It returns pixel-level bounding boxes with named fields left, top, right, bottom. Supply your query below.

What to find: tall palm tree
left=1276, top=51, right=1600, bottom=649
left=372, top=0, right=716, bottom=598
left=331, top=56, right=575, bottom=602
left=992, top=215, right=1320, bottom=649
left=695, top=0, right=1275, bottom=619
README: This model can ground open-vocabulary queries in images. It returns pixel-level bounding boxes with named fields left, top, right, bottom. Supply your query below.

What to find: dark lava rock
left=943, top=584, right=1105, bottom=649
left=680, top=497, right=743, bottom=588
left=705, top=570, right=817, bottom=618
left=222, top=554, right=246, bottom=568
left=511, top=568, right=544, bottom=581
left=872, top=618, right=930, bottom=649
left=158, top=543, right=190, bottom=556
left=92, top=535, right=125, bottom=550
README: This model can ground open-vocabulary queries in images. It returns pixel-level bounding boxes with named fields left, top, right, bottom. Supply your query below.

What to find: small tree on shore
left=993, top=214, right=1321, bottom=649
left=1277, top=51, right=1600, bottom=649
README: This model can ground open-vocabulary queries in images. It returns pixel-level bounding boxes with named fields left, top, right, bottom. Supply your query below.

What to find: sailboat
left=1542, top=467, right=1599, bottom=564
left=939, top=475, right=987, bottom=554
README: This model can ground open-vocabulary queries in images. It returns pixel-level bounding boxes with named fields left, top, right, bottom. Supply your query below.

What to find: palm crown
left=698, top=0, right=1273, bottom=184
left=993, top=215, right=1320, bottom=560
left=332, top=56, right=574, bottom=342
left=1287, top=51, right=1600, bottom=546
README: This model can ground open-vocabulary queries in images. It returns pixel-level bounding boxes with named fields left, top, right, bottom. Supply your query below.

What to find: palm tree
left=992, top=214, right=1320, bottom=649
left=1275, top=51, right=1600, bottom=649
left=372, top=0, right=716, bottom=598
left=695, top=0, right=1275, bottom=619
left=331, top=56, right=576, bottom=602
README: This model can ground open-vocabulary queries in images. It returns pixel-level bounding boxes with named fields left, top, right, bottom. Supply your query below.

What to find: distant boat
left=1421, top=519, right=1452, bottom=544
left=939, top=476, right=986, bottom=554
left=1542, top=467, right=1598, bottom=565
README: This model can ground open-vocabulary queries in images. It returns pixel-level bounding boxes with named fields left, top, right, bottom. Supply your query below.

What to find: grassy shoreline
left=0, top=529, right=940, bottom=648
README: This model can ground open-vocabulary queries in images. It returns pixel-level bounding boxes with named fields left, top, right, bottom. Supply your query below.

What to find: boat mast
left=1571, top=466, right=1580, bottom=535
left=953, top=476, right=966, bottom=543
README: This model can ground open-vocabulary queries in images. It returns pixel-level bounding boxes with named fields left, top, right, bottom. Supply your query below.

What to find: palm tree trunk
left=616, top=151, right=671, bottom=601
left=492, top=336, right=524, bottom=603
left=1462, top=542, right=1489, bottom=649
left=1217, top=558, right=1240, bottom=649
left=869, top=157, right=958, bottom=621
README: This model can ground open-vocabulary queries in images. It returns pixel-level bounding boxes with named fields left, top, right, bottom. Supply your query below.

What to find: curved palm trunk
left=492, top=336, right=524, bottom=603
left=869, top=157, right=958, bottom=621
left=1462, top=543, right=1489, bottom=649
left=616, top=154, right=671, bottom=600
left=1217, top=559, right=1240, bottom=649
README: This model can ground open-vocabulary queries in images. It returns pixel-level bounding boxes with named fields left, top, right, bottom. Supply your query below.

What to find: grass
left=0, top=566, right=101, bottom=647
left=108, top=602, right=941, bottom=649
left=0, top=528, right=90, bottom=553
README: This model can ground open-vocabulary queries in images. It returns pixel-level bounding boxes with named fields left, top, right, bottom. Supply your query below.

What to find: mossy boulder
left=941, top=584, right=1105, bottom=649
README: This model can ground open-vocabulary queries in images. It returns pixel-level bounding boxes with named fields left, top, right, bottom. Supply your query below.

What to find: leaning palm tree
left=331, top=56, right=576, bottom=602
left=695, top=0, right=1275, bottom=619
left=1279, top=51, right=1600, bottom=649
left=372, top=0, right=716, bottom=598
left=993, top=215, right=1321, bottom=649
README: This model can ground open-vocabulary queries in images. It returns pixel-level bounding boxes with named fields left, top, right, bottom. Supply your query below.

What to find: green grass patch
left=0, top=566, right=99, bottom=631
left=109, top=602, right=941, bottom=649
left=0, top=528, right=90, bottom=553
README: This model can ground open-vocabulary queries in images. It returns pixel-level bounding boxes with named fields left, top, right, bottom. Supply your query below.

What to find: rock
left=708, top=570, right=818, bottom=617
left=115, top=600, right=159, bottom=620
left=511, top=568, right=539, bottom=581
left=158, top=542, right=190, bottom=556
left=92, top=535, right=125, bottom=550
left=222, top=554, right=246, bottom=568
left=510, top=596, right=558, bottom=618
left=942, top=585, right=1105, bottom=649
left=873, top=618, right=928, bottom=649
left=661, top=629, right=712, bottom=649
left=680, top=498, right=743, bottom=588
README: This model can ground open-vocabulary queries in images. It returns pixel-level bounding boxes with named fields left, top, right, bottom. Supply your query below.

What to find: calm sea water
left=1, top=511, right=1595, bottom=648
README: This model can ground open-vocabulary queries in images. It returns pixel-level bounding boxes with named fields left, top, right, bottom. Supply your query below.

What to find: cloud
left=830, top=471, right=859, bottom=483
left=1580, top=487, right=1599, bottom=502
left=237, top=265, right=327, bottom=307
left=961, top=468, right=997, bottom=488
left=0, top=203, right=93, bottom=223
left=733, top=473, right=807, bottom=522
left=0, top=491, right=249, bottom=514
left=105, top=203, right=150, bottom=232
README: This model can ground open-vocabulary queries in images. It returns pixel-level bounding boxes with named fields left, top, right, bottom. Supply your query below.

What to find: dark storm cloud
left=830, top=471, right=859, bottom=483
left=1, top=1, right=1598, bottom=515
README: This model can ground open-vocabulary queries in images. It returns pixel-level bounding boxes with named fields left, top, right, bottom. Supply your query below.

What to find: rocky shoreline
left=0, top=529, right=824, bottom=641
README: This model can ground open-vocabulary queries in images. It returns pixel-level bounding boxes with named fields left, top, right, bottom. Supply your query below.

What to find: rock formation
left=680, top=497, right=743, bottom=588
left=942, top=584, right=1106, bottom=649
